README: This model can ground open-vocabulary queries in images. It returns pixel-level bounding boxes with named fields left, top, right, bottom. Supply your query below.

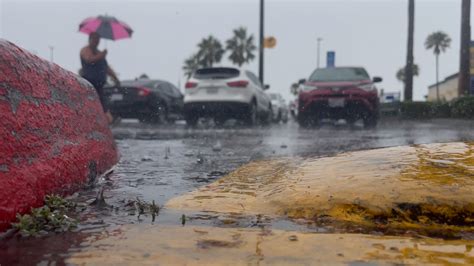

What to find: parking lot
left=2, top=118, right=474, bottom=264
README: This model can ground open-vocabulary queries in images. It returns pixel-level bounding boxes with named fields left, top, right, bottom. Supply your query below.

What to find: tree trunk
left=459, top=0, right=471, bottom=97
left=404, top=0, right=415, bottom=102
left=436, top=54, right=440, bottom=102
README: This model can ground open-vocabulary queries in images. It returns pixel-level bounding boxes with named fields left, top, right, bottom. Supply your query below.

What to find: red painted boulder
left=0, top=40, right=119, bottom=231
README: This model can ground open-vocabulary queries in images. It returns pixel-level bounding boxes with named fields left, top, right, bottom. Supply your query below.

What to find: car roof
left=196, top=66, right=245, bottom=71
left=319, top=66, right=365, bottom=70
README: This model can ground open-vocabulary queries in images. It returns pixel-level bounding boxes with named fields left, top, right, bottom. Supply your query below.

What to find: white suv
left=184, top=67, right=272, bottom=126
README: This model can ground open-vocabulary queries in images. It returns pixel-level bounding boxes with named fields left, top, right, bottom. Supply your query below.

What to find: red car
left=297, top=67, right=382, bottom=128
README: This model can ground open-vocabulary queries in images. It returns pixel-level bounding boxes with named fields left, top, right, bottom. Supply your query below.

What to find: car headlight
left=302, top=85, right=318, bottom=91
left=359, top=84, right=375, bottom=91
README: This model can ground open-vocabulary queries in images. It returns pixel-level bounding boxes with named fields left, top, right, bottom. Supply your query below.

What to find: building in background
left=426, top=41, right=474, bottom=102
left=427, top=73, right=459, bottom=102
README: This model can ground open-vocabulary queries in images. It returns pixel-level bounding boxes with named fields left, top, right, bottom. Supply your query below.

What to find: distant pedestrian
left=80, top=32, right=120, bottom=123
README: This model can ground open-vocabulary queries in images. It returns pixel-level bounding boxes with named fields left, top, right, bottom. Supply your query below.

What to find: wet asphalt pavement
left=109, top=118, right=474, bottom=205
left=2, top=118, right=474, bottom=264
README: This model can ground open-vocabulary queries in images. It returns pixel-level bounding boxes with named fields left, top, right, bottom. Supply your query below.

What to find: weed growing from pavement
left=12, top=195, right=80, bottom=237
left=123, top=197, right=160, bottom=222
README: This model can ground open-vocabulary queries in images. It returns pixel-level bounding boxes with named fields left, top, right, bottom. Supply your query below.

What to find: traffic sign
left=327, top=51, right=335, bottom=68
left=264, top=37, right=277, bottom=49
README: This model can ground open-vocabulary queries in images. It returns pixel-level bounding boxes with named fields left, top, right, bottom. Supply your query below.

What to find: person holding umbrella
left=78, top=15, right=133, bottom=123
left=80, top=32, right=119, bottom=123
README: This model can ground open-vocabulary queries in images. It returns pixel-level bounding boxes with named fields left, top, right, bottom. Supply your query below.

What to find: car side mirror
left=298, top=79, right=306, bottom=85
left=264, top=84, right=270, bottom=90
left=373, top=77, right=383, bottom=83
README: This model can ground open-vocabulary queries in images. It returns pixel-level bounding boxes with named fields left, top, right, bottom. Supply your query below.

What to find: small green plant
left=124, top=197, right=160, bottom=222
left=44, top=194, right=76, bottom=211
left=12, top=194, right=78, bottom=237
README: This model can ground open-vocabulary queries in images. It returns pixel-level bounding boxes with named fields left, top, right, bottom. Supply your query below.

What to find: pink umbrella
left=79, top=15, right=133, bottom=40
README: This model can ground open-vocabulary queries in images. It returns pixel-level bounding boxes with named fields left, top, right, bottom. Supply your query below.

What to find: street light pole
left=49, top=46, right=54, bottom=62
left=317, top=37, right=323, bottom=68
left=259, top=0, right=264, bottom=85
left=459, top=0, right=471, bottom=96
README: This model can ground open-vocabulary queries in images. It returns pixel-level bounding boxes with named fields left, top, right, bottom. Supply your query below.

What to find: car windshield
left=308, top=68, right=370, bottom=82
left=194, top=68, right=240, bottom=80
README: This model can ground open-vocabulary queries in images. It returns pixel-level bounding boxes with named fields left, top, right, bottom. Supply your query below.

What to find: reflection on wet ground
left=2, top=119, right=474, bottom=265
left=66, top=225, right=474, bottom=265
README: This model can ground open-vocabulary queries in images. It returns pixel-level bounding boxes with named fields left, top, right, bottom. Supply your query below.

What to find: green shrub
left=451, top=96, right=474, bottom=119
left=400, top=101, right=434, bottom=119
left=381, top=97, right=474, bottom=120
left=380, top=102, right=401, bottom=117
left=431, top=102, right=451, bottom=118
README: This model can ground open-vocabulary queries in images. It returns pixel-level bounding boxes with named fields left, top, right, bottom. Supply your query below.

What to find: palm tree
left=396, top=64, right=419, bottom=83
left=182, top=53, right=202, bottom=79
left=425, top=31, right=452, bottom=101
left=405, top=0, right=415, bottom=101
left=197, top=35, right=225, bottom=68
left=226, top=27, right=257, bottom=67
left=139, top=73, right=149, bottom=79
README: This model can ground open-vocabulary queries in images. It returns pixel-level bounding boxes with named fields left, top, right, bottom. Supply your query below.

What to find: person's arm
left=80, top=47, right=107, bottom=64
left=107, top=65, right=120, bottom=86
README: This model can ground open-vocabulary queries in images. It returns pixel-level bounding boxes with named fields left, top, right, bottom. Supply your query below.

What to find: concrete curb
left=0, top=40, right=119, bottom=231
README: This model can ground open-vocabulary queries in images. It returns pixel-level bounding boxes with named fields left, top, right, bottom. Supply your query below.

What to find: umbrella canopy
left=79, top=15, right=133, bottom=41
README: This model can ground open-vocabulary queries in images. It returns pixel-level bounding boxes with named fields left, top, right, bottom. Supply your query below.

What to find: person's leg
left=94, top=83, right=114, bottom=124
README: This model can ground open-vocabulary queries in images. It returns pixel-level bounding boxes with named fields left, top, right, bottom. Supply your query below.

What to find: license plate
left=110, top=93, right=123, bottom=101
left=206, top=88, right=218, bottom=94
left=328, top=98, right=345, bottom=108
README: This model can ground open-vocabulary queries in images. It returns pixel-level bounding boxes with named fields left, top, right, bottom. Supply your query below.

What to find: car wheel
left=141, top=104, right=168, bottom=124
left=346, top=117, right=357, bottom=128
left=214, top=116, right=227, bottom=127
left=260, top=104, right=272, bottom=125
left=244, top=101, right=257, bottom=126
left=298, top=114, right=320, bottom=128
left=363, top=115, right=378, bottom=129
left=185, top=115, right=199, bottom=127
left=275, top=111, right=282, bottom=123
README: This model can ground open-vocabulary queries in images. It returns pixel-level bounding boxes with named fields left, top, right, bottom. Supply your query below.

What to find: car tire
left=244, top=101, right=258, bottom=126
left=214, top=116, right=227, bottom=127
left=363, top=115, right=378, bottom=129
left=140, top=103, right=168, bottom=124
left=185, top=114, right=199, bottom=127
left=260, top=104, right=273, bottom=125
left=275, top=111, right=282, bottom=123
left=298, top=115, right=320, bottom=129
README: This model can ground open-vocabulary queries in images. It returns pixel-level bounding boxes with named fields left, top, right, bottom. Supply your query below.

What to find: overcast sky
left=0, top=0, right=469, bottom=101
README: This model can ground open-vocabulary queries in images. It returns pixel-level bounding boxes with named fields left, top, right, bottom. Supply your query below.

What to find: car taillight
left=227, top=80, right=249, bottom=88
left=185, top=82, right=198, bottom=89
left=138, top=87, right=151, bottom=96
